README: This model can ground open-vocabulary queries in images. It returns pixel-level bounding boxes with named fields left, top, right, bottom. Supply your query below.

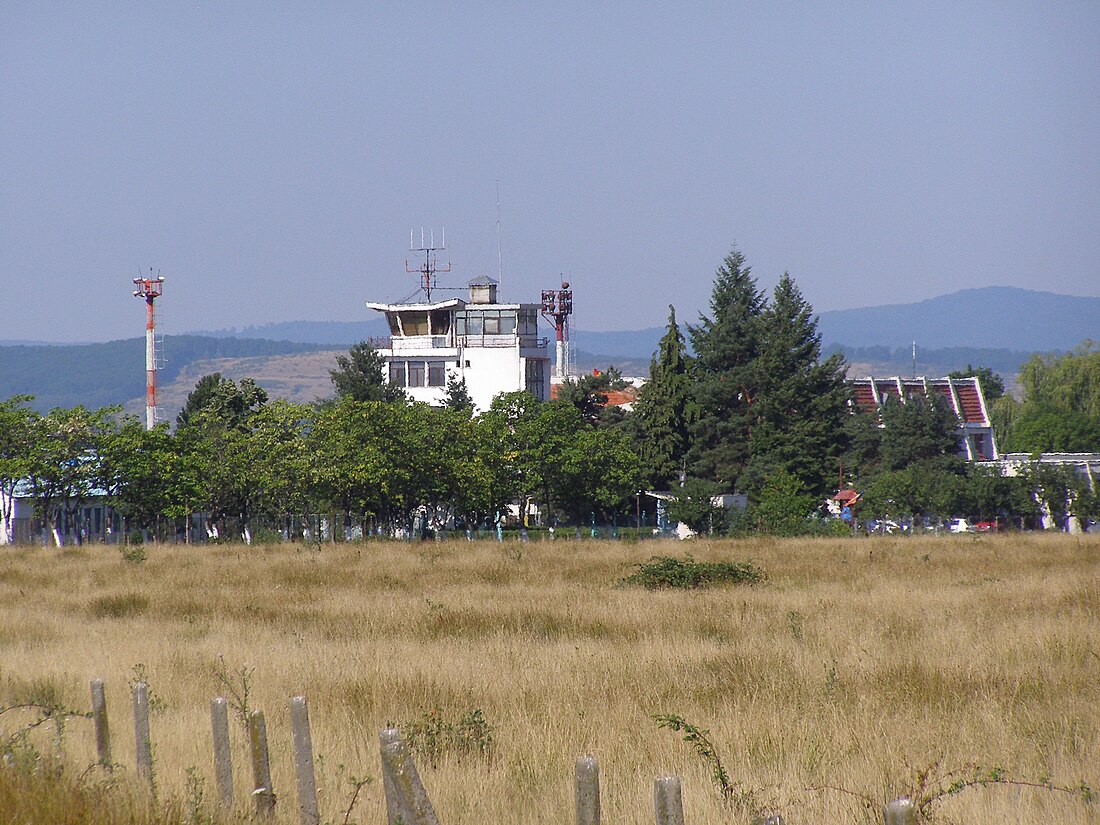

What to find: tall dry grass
left=0, top=533, right=1097, bottom=824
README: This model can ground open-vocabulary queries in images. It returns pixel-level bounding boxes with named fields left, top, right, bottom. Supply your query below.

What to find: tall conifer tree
left=687, top=248, right=765, bottom=487
left=634, top=305, right=695, bottom=488
left=740, top=273, right=851, bottom=496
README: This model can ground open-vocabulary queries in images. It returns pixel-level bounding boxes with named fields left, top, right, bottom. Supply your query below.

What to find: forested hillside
left=0, top=337, right=341, bottom=412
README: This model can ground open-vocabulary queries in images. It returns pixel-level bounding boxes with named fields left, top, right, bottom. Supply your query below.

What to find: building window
left=389, top=361, right=407, bottom=386
left=408, top=361, right=426, bottom=387
left=401, top=311, right=429, bottom=336
left=525, top=359, right=546, bottom=400
left=518, top=309, right=538, bottom=336
left=428, top=361, right=446, bottom=387
left=484, top=315, right=500, bottom=334
left=430, top=310, right=450, bottom=335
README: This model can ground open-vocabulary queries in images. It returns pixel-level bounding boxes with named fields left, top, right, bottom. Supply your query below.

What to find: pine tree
left=634, top=305, right=695, bottom=488
left=443, top=375, right=475, bottom=416
left=329, top=341, right=405, bottom=403
left=687, top=247, right=765, bottom=487
left=739, top=273, right=851, bottom=497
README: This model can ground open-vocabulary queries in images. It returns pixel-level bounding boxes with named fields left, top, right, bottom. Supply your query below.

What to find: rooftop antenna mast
left=406, top=227, right=450, bottom=301
left=132, top=269, right=165, bottom=430
left=541, top=278, right=573, bottom=381
left=496, top=181, right=504, bottom=297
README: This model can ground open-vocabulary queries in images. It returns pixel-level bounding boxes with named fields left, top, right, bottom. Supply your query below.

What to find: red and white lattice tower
left=540, top=281, right=573, bottom=381
left=132, top=273, right=164, bottom=430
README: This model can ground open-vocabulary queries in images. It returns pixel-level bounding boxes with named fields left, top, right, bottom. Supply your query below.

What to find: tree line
left=2, top=246, right=1098, bottom=544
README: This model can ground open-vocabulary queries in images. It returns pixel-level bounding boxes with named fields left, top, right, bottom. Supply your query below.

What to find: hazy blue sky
left=3, top=2, right=1098, bottom=342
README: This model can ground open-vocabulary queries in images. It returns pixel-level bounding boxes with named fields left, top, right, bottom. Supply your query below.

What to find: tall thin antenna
left=132, top=269, right=165, bottom=430
left=912, top=341, right=917, bottom=379
left=495, top=181, right=504, bottom=297
left=406, top=228, right=451, bottom=301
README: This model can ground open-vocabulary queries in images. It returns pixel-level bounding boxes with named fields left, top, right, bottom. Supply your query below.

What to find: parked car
left=948, top=518, right=973, bottom=533
left=973, top=520, right=999, bottom=533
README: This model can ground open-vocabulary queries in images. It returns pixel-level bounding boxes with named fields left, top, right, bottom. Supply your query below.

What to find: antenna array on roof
left=406, top=227, right=451, bottom=301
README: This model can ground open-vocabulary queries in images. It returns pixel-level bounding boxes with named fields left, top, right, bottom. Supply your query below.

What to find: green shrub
left=400, top=708, right=494, bottom=768
left=619, top=555, right=765, bottom=589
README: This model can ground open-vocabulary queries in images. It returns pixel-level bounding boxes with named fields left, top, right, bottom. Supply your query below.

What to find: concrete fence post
left=575, top=756, right=600, bottom=825
left=248, top=710, right=276, bottom=818
left=131, top=682, right=152, bottom=783
left=379, top=727, right=441, bottom=825
left=884, top=798, right=916, bottom=825
left=653, top=776, right=685, bottom=825
left=90, top=679, right=111, bottom=766
left=289, top=695, right=320, bottom=825
left=211, top=697, right=233, bottom=809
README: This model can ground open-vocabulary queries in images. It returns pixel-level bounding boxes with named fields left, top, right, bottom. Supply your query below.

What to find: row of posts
left=88, top=679, right=918, bottom=824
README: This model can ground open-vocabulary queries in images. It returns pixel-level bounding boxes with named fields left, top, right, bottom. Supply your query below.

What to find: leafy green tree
left=878, top=394, right=961, bottom=472
left=174, top=377, right=270, bottom=541
left=177, top=373, right=224, bottom=427
left=1001, top=404, right=1100, bottom=453
left=1018, top=342, right=1100, bottom=419
left=330, top=340, right=405, bottom=403
left=99, top=417, right=178, bottom=539
left=667, top=477, right=727, bottom=535
left=750, top=469, right=817, bottom=536
left=248, top=401, right=314, bottom=537
left=23, top=406, right=118, bottom=546
left=634, top=306, right=695, bottom=489
left=443, top=375, right=474, bottom=416
left=962, top=464, right=1038, bottom=526
left=0, top=396, right=37, bottom=544
left=688, top=247, right=765, bottom=487
left=860, top=457, right=967, bottom=523
left=555, top=366, right=629, bottom=428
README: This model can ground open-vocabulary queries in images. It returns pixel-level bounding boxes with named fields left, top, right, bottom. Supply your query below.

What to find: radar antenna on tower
left=132, top=269, right=165, bottom=430
left=541, top=279, right=573, bottom=381
left=406, top=228, right=451, bottom=301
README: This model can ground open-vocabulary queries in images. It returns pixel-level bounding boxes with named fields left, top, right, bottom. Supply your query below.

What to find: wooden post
left=885, top=798, right=916, bottom=825
left=379, top=728, right=440, bottom=825
left=653, top=776, right=685, bottom=825
left=90, top=679, right=111, bottom=766
left=131, top=682, right=152, bottom=783
left=211, top=697, right=233, bottom=809
left=249, top=710, right=276, bottom=818
left=575, top=756, right=600, bottom=825
left=289, top=696, right=320, bottom=825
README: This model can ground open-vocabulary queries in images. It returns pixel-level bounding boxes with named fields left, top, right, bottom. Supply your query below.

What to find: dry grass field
left=1, top=533, right=1097, bottom=824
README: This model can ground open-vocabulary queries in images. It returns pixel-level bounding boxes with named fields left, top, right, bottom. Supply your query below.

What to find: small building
left=849, top=376, right=998, bottom=461
left=367, top=276, right=551, bottom=412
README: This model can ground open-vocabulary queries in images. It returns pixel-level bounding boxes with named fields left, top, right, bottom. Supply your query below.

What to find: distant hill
left=187, top=319, right=389, bottom=346
left=816, top=286, right=1099, bottom=351
left=0, top=337, right=342, bottom=413
left=5, top=286, right=1097, bottom=415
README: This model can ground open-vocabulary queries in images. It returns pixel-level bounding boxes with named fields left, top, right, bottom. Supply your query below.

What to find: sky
left=2, top=2, right=1098, bottom=343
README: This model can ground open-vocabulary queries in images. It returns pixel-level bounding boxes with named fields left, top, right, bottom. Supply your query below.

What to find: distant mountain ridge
left=816, top=286, right=1099, bottom=351
left=2, top=286, right=1096, bottom=415
left=183, top=286, right=1097, bottom=355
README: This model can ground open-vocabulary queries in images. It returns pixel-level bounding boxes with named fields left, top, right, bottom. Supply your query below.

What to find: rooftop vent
left=467, top=275, right=498, bottom=304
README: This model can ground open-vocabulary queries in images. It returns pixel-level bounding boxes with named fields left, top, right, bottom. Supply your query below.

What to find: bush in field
left=399, top=707, right=494, bottom=768
left=619, top=555, right=764, bottom=589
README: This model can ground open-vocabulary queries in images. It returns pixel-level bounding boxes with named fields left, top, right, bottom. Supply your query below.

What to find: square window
left=428, top=362, right=446, bottom=387
left=389, top=361, right=407, bottom=387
